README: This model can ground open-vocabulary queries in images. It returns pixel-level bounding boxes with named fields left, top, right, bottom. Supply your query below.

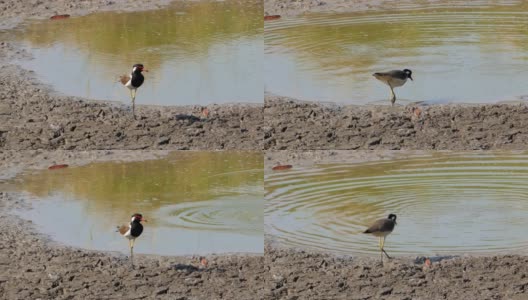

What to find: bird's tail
left=363, top=229, right=371, bottom=234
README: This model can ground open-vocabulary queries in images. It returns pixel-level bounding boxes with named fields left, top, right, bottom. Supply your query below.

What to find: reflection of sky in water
left=265, top=152, right=528, bottom=256
left=13, top=0, right=262, bottom=105
left=18, top=193, right=263, bottom=256
left=265, top=3, right=528, bottom=104
left=19, top=37, right=262, bottom=105
left=13, top=152, right=263, bottom=255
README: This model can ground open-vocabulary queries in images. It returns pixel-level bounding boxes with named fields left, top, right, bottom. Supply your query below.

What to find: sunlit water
left=265, top=0, right=528, bottom=105
left=9, top=0, right=262, bottom=105
left=265, top=152, right=528, bottom=256
left=9, top=151, right=263, bottom=256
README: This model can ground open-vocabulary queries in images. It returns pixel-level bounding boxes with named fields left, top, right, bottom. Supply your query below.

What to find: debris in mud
left=264, top=15, right=281, bottom=21
left=272, top=164, right=292, bottom=170
left=50, top=14, right=70, bottom=20
left=200, top=256, right=209, bottom=269
left=48, top=164, right=68, bottom=170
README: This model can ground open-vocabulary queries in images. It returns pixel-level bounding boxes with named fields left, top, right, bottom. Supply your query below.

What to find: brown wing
left=119, top=75, right=130, bottom=85
left=117, top=224, right=129, bottom=235
left=372, top=72, right=392, bottom=83
left=364, top=218, right=394, bottom=234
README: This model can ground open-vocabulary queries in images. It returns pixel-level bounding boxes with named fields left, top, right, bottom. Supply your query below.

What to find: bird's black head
left=403, top=69, right=413, bottom=81
left=388, top=214, right=397, bottom=223
left=132, top=64, right=145, bottom=74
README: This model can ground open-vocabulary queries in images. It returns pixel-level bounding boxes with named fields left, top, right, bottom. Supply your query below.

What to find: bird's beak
left=409, top=75, right=413, bottom=81
left=143, top=68, right=149, bottom=73
left=141, top=218, right=148, bottom=222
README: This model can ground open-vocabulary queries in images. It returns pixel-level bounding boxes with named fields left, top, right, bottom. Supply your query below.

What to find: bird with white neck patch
left=119, top=64, right=147, bottom=117
left=117, top=213, right=147, bottom=264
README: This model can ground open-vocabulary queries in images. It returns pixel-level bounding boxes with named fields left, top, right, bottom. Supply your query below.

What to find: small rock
left=155, top=287, right=169, bottom=295
left=367, top=137, right=381, bottom=146
left=378, top=287, right=393, bottom=296
left=157, top=136, right=170, bottom=145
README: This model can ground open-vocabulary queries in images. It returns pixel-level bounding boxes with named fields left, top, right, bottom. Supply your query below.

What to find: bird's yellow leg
left=381, top=236, right=392, bottom=259
left=379, top=236, right=383, bottom=262
left=131, top=90, right=136, bottom=117
left=389, top=86, right=396, bottom=106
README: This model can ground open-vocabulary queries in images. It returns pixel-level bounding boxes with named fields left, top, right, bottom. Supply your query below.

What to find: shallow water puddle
left=266, top=152, right=528, bottom=256
left=11, top=0, right=262, bottom=105
left=12, top=151, right=263, bottom=255
left=265, top=0, right=528, bottom=104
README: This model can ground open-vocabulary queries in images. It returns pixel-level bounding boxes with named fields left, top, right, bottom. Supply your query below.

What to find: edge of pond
left=0, top=150, right=266, bottom=299
left=264, top=95, right=528, bottom=151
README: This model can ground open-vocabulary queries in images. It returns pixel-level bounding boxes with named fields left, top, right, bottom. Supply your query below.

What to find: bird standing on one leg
left=373, top=69, right=413, bottom=106
left=119, top=64, right=147, bottom=117
left=117, top=213, right=147, bottom=267
left=363, top=214, right=397, bottom=262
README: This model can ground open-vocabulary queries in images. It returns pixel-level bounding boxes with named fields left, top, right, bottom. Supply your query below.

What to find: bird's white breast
left=125, top=79, right=134, bottom=90
left=389, top=77, right=407, bottom=88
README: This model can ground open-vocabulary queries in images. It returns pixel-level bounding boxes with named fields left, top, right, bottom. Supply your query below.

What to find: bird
left=363, top=214, right=397, bottom=262
left=117, top=213, right=147, bottom=263
left=119, top=64, right=147, bottom=117
left=373, top=69, right=413, bottom=106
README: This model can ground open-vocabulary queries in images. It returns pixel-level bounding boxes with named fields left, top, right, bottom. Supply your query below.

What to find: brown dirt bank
left=0, top=0, right=174, bottom=30
left=0, top=153, right=266, bottom=299
left=264, top=96, right=528, bottom=150
left=0, top=192, right=266, bottom=300
left=265, top=244, right=528, bottom=300
left=0, top=0, right=263, bottom=151
left=264, top=150, right=434, bottom=170
left=0, top=64, right=263, bottom=150
left=264, top=0, right=432, bottom=17
left=0, top=150, right=173, bottom=181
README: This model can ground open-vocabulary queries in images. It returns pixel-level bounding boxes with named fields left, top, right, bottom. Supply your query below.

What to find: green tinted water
left=266, top=152, right=528, bottom=256
left=265, top=0, right=528, bottom=104
left=13, top=0, right=262, bottom=105
left=13, top=151, right=263, bottom=255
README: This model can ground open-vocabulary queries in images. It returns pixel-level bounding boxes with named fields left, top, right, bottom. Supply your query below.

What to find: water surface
left=266, top=152, right=528, bottom=256
left=12, top=151, right=263, bottom=255
left=265, top=0, right=528, bottom=104
left=12, top=0, right=262, bottom=105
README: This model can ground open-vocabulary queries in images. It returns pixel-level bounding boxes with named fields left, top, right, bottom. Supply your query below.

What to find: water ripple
left=266, top=153, right=528, bottom=256
left=159, top=196, right=263, bottom=236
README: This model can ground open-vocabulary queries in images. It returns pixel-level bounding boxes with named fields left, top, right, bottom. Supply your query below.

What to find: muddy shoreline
left=0, top=192, right=266, bottom=300
left=264, top=96, right=528, bottom=150
left=0, top=149, right=172, bottom=181
left=0, top=151, right=266, bottom=299
left=265, top=150, right=528, bottom=299
left=0, top=0, right=263, bottom=151
left=264, top=0, right=437, bottom=17
left=265, top=244, right=528, bottom=300
left=264, top=149, right=432, bottom=170
left=0, top=0, right=175, bottom=30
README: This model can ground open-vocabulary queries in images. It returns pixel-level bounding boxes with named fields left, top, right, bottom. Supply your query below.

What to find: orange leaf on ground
left=272, top=165, right=292, bottom=171
left=264, top=15, right=281, bottom=21
left=48, top=164, right=69, bottom=170
left=50, top=14, right=70, bottom=20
